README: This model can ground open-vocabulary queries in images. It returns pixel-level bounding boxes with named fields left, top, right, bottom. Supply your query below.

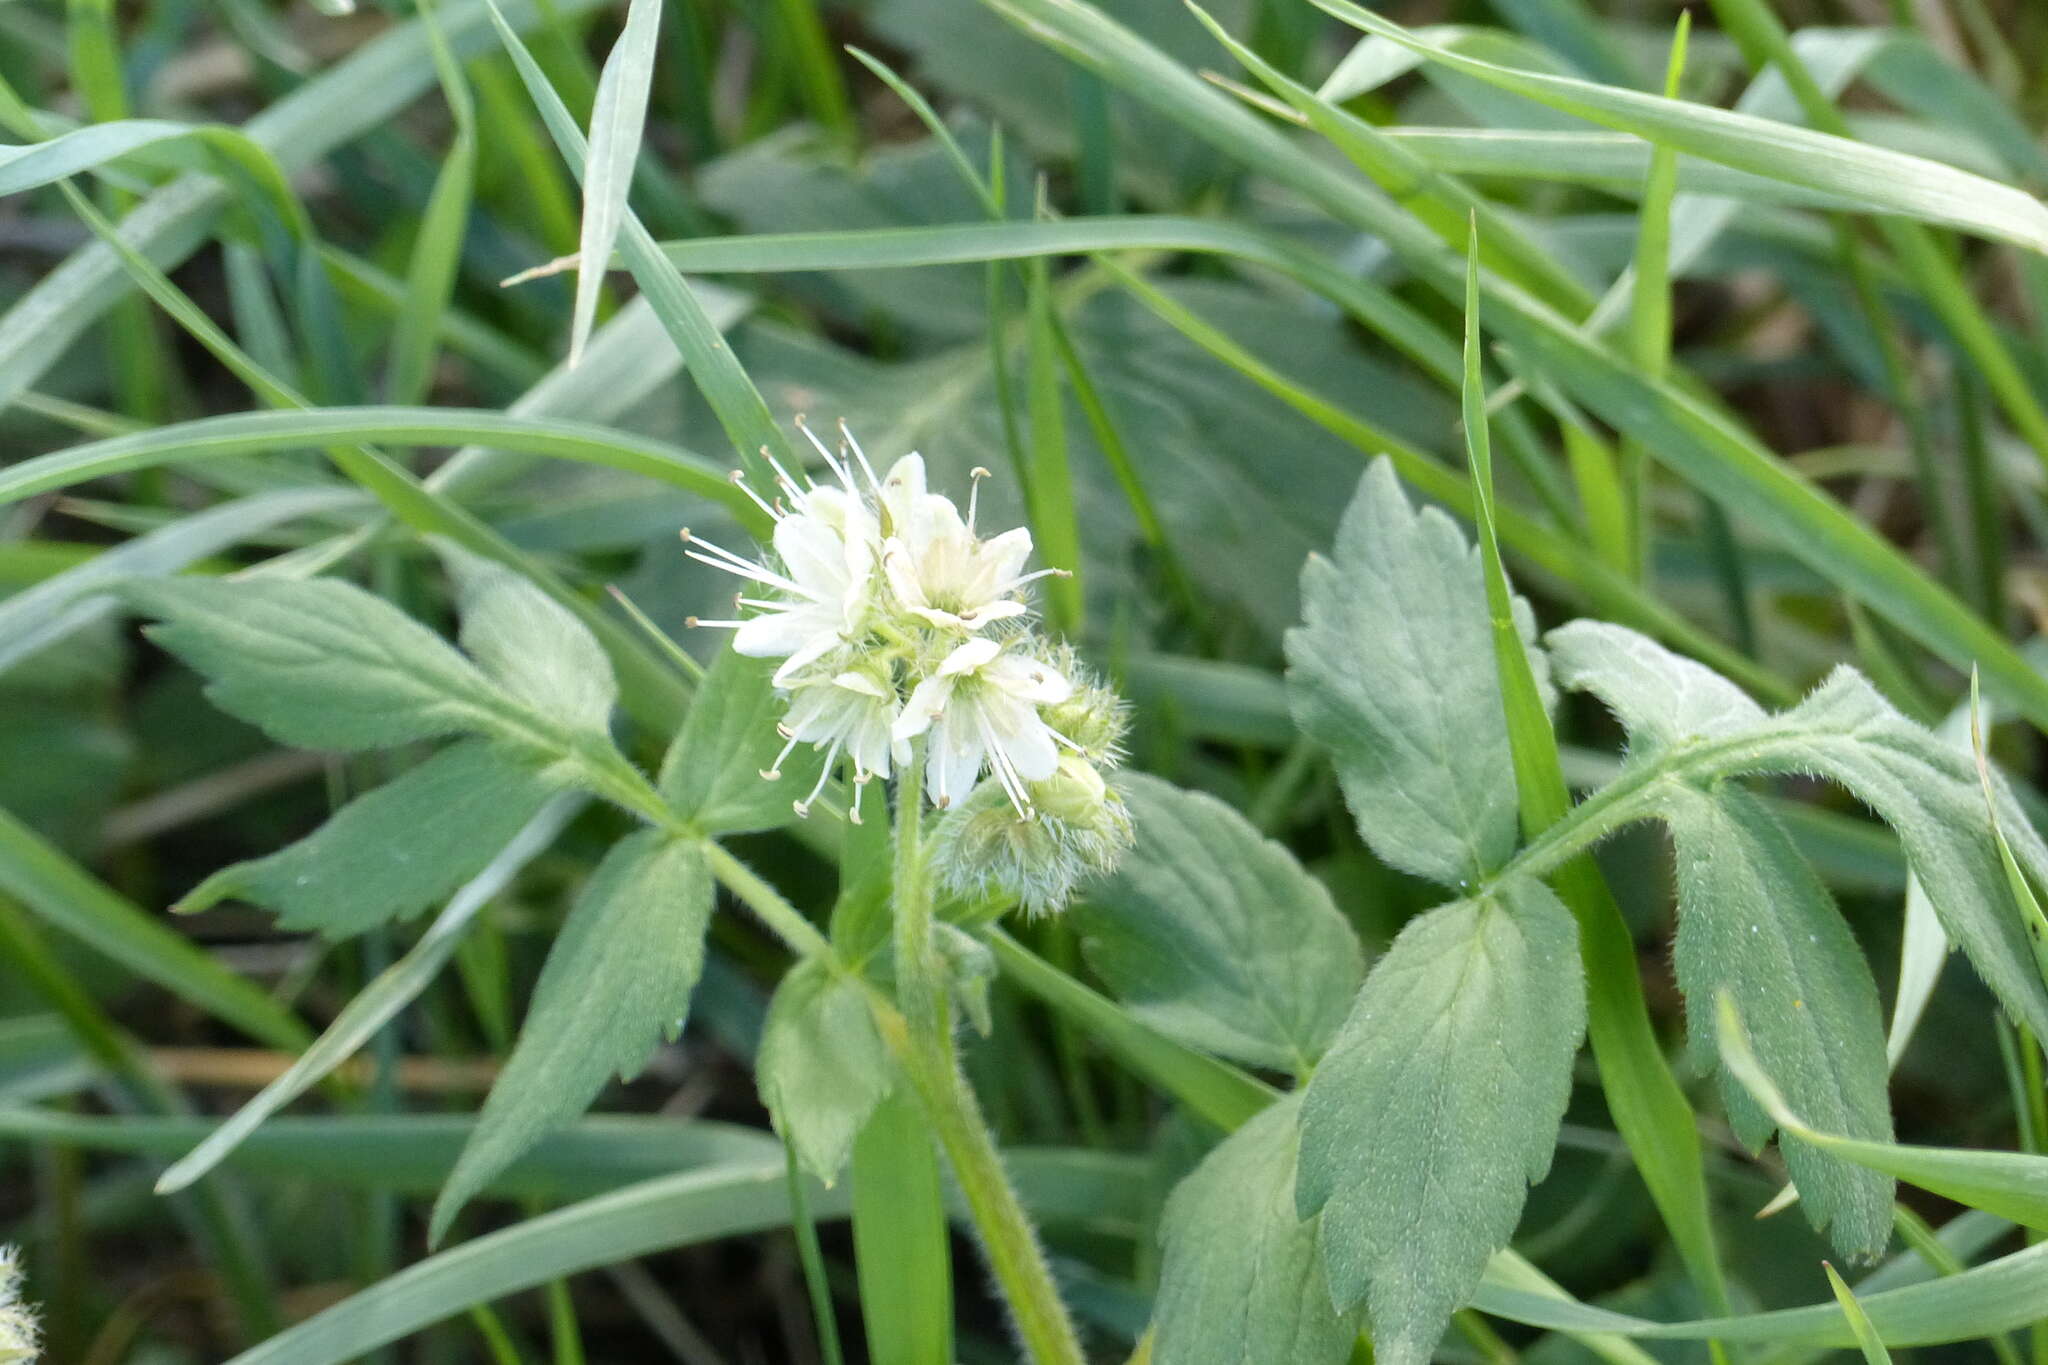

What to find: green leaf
left=1297, top=878, right=1584, bottom=1365
left=1547, top=619, right=1765, bottom=753
left=1073, top=772, right=1363, bottom=1074
left=757, top=957, right=893, bottom=1184
left=1718, top=994, right=2048, bottom=1232
left=1660, top=783, right=1894, bottom=1256
left=1152, top=1094, right=1360, bottom=1365
left=441, top=543, right=618, bottom=739
left=1549, top=624, right=2048, bottom=1043
left=432, top=830, right=713, bottom=1242
left=121, top=576, right=510, bottom=752
left=1286, top=457, right=1546, bottom=887
left=659, top=646, right=825, bottom=834
left=177, top=740, right=568, bottom=938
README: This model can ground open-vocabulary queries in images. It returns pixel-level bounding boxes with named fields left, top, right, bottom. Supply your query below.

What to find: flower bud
left=1036, top=647, right=1128, bottom=765
left=931, top=756, right=1134, bottom=917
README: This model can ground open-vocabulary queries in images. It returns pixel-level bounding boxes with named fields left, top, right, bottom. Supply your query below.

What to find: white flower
left=765, top=666, right=903, bottom=817
left=683, top=454, right=879, bottom=687
left=879, top=458, right=1056, bottom=632
left=893, top=637, right=1074, bottom=812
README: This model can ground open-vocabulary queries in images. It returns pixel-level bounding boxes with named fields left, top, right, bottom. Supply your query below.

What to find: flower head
left=894, top=637, right=1073, bottom=811
left=686, top=420, right=1131, bottom=909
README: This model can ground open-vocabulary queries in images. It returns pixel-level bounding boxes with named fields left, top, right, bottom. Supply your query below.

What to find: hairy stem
left=887, top=756, right=1086, bottom=1365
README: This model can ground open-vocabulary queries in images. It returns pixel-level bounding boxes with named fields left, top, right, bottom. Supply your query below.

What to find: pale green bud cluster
left=0, top=1247, right=39, bottom=1365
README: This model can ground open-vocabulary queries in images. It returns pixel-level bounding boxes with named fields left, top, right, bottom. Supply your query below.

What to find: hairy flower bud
left=1036, top=647, right=1128, bottom=766
left=932, top=756, right=1134, bottom=916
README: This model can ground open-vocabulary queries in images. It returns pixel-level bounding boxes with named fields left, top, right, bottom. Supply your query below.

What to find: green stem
left=887, top=757, right=1086, bottom=1365
left=704, top=842, right=832, bottom=961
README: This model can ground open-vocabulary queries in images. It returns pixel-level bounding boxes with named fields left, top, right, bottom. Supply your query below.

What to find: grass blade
left=154, top=798, right=581, bottom=1195
left=569, top=0, right=661, bottom=367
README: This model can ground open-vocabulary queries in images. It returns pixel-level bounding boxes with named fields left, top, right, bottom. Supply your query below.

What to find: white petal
left=957, top=599, right=1027, bottom=629
left=978, top=526, right=1034, bottom=586
left=832, top=670, right=891, bottom=699
left=996, top=712, right=1059, bottom=781
left=937, top=636, right=1001, bottom=677
left=883, top=541, right=930, bottom=610
left=773, top=515, right=845, bottom=596
left=893, top=675, right=952, bottom=740
left=849, top=708, right=894, bottom=779
left=984, top=653, right=1072, bottom=704
left=881, top=454, right=927, bottom=534
left=930, top=716, right=985, bottom=807
left=733, top=610, right=813, bottom=659
left=770, top=631, right=839, bottom=687
left=782, top=685, right=848, bottom=741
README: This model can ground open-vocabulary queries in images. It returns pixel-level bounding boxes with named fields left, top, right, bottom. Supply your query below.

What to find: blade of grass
left=0, top=808, right=310, bottom=1053
left=0, top=902, right=281, bottom=1341
left=154, top=798, right=582, bottom=1195
left=0, top=0, right=611, bottom=413
left=0, top=407, right=751, bottom=521
left=481, top=0, right=794, bottom=483
left=1308, top=0, right=2048, bottom=255
left=851, top=1091, right=953, bottom=1365
left=1462, top=228, right=1733, bottom=1322
left=387, top=0, right=477, bottom=405
left=1705, top=0, right=2048, bottom=481
left=568, top=0, right=660, bottom=367
left=1023, top=241, right=1084, bottom=633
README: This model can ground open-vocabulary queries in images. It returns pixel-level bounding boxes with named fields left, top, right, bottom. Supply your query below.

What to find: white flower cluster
left=0, top=1247, right=38, bottom=1365
left=686, top=420, right=1131, bottom=910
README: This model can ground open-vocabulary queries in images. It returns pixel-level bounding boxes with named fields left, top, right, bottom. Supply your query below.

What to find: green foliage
left=1661, top=783, right=1893, bottom=1253
left=757, top=957, right=893, bottom=1183
left=433, top=830, right=713, bottom=1241
left=658, top=645, right=825, bottom=833
left=1552, top=627, right=2048, bottom=1041
left=121, top=577, right=509, bottom=752
left=1152, top=1095, right=1359, bottom=1365
left=1073, top=772, right=1361, bottom=1074
left=20, top=0, right=2048, bottom=1359
left=1296, top=879, right=1584, bottom=1365
left=442, top=543, right=619, bottom=739
left=177, top=741, right=565, bottom=937
left=1286, top=458, right=1546, bottom=886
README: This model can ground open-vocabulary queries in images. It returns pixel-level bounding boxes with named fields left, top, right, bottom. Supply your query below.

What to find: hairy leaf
left=1661, top=782, right=1894, bottom=1256
left=659, top=646, right=824, bottom=834
left=1297, top=878, right=1583, bottom=1365
left=1287, top=457, right=1547, bottom=886
left=122, top=577, right=512, bottom=752
left=757, top=957, right=893, bottom=1183
left=1547, top=618, right=1765, bottom=754
left=1152, top=1094, right=1359, bottom=1365
left=433, top=830, right=712, bottom=1241
left=1075, top=773, right=1362, bottom=1073
left=442, top=544, right=618, bottom=738
left=177, top=741, right=566, bottom=938
left=1552, top=623, right=2048, bottom=1041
